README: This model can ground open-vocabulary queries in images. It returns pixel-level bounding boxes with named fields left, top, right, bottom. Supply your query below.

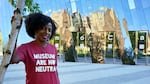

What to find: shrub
left=121, top=48, right=136, bottom=65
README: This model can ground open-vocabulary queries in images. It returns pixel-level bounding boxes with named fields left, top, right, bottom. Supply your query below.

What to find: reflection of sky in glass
left=0, top=0, right=150, bottom=48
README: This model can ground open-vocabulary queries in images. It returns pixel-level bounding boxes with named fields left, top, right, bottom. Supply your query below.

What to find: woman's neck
left=34, top=40, right=48, bottom=47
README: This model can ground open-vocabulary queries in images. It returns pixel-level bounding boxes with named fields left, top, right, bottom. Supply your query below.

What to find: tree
left=9, top=0, right=41, bottom=14
left=0, top=0, right=41, bottom=83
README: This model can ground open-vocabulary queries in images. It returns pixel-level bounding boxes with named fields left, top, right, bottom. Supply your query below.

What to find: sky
left=0, top=0, right=150, bottom=48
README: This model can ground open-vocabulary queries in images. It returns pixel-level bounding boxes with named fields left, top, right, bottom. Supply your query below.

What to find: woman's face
left=35, top=23, right=52, bottom=44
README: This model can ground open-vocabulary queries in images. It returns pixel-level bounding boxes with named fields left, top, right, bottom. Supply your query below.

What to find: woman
left=11, top=13, right=60, bottom=84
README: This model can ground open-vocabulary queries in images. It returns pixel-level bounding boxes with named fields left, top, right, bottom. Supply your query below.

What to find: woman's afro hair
left=25, top=13, right=57, bottom=39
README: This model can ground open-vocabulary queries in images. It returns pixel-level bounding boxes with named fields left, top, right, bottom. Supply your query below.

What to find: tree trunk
left=0, top=0, right=25, bottom=83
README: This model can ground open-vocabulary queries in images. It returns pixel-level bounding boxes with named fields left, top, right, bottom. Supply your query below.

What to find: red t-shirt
left=16, top=41, right=60, bottom=84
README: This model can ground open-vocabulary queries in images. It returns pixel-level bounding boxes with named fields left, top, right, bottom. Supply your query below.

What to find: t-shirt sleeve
left=15, top=44, right=26, bottom=62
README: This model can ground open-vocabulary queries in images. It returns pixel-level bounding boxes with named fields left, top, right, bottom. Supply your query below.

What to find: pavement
left=1, top=59, right=150, bottom=84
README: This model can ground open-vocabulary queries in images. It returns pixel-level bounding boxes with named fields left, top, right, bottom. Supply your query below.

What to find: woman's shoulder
left=17, top=41, right=34, bottom=48
left=47, top=43, right=56, bottom=48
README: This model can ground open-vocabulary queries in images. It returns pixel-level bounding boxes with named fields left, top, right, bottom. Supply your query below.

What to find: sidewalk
left=1, top=61, right=150, bottom=84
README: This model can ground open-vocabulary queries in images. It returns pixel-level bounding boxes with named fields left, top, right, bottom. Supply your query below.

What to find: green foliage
left=9, top=0, right=41, bottom=14
left=9, top=0, right=16, bottom=7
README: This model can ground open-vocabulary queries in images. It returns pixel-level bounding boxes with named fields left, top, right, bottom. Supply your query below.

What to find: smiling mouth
left=41, top=35, right=48, bottom=40
left=43, top=35, right=48, bottom=39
